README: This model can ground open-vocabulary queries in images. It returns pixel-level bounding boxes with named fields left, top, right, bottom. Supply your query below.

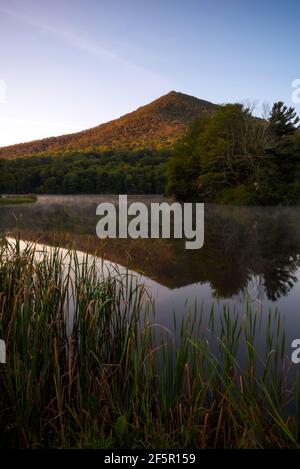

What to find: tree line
left=0, top=150, right=167, bottom=195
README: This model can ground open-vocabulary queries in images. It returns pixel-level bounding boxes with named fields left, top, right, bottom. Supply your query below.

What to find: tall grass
left=0, top=236, right=299, bottom=448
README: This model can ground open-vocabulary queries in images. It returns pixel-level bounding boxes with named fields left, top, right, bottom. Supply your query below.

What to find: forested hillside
left=0, top=91, right=217, bottom=159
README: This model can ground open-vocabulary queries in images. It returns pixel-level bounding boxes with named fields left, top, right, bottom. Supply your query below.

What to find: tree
left=196, top=104, right=254, bottom=200
left=167, top=104, right=264, bottom=202
left=166, top=117, right=210, bottom=200
left=254, top=103, right=300, bottom=203
left=269, top=102, right=299, bottom=138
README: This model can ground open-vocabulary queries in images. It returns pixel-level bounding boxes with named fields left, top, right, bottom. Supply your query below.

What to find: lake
left=1, top=194, right=300, bottom=351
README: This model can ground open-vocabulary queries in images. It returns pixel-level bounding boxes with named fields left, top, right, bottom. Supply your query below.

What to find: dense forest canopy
left=0, top=150, right=167, bottom=195
left=166, top=102, right=300, bottom=205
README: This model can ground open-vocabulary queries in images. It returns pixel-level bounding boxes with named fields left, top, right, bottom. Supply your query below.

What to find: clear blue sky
left=0, top=0, right=299, bottom=146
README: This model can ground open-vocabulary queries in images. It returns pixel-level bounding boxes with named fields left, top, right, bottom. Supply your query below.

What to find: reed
left=0, top=237, right=299, bottom=448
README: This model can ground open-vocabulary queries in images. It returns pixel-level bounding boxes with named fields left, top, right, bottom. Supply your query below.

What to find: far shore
left=0, top=195, right=37, bottom=206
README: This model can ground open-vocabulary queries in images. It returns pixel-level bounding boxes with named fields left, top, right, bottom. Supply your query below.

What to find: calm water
left=1, top=195, right=300, bottom=347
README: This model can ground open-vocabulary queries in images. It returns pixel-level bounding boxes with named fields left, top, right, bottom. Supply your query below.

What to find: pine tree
left=269, top=102, right=300, bottom=138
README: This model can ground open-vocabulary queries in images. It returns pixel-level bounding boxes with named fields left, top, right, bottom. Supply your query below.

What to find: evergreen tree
left=269, top=102, right=299, bottom=138
left=260, top=102, right=300, bottom=203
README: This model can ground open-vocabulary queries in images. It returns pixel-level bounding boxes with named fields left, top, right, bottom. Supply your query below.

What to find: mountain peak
left=166, top=90, right=180, bottom=95
left=0, top=92, right=218, bottom=159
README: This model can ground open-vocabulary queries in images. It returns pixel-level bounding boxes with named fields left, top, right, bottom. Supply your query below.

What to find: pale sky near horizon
left=0, top=0, right=300, bottom=147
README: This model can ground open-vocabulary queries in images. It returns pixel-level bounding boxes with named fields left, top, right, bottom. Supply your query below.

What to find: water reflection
left=0, top=195, right=300, bottom=304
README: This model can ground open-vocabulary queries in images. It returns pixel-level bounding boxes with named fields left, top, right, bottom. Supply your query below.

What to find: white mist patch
left=96, top=195, right=204, bottom=250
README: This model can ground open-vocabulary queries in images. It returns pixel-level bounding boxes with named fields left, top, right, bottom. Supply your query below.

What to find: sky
left=0, top=0, right=300, bottom=147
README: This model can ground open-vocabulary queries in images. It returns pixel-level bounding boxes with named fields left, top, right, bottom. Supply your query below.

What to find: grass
left=0, top=236, right=299, bottom=448
left=0, top=195, right=37, bottom=206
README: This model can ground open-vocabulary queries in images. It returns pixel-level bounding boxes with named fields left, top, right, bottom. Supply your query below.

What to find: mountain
left=0, top=91, right=217, bottom=159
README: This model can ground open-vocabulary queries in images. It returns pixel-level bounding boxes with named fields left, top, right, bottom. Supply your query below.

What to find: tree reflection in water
left=0, top=195, right=300, bottom=302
